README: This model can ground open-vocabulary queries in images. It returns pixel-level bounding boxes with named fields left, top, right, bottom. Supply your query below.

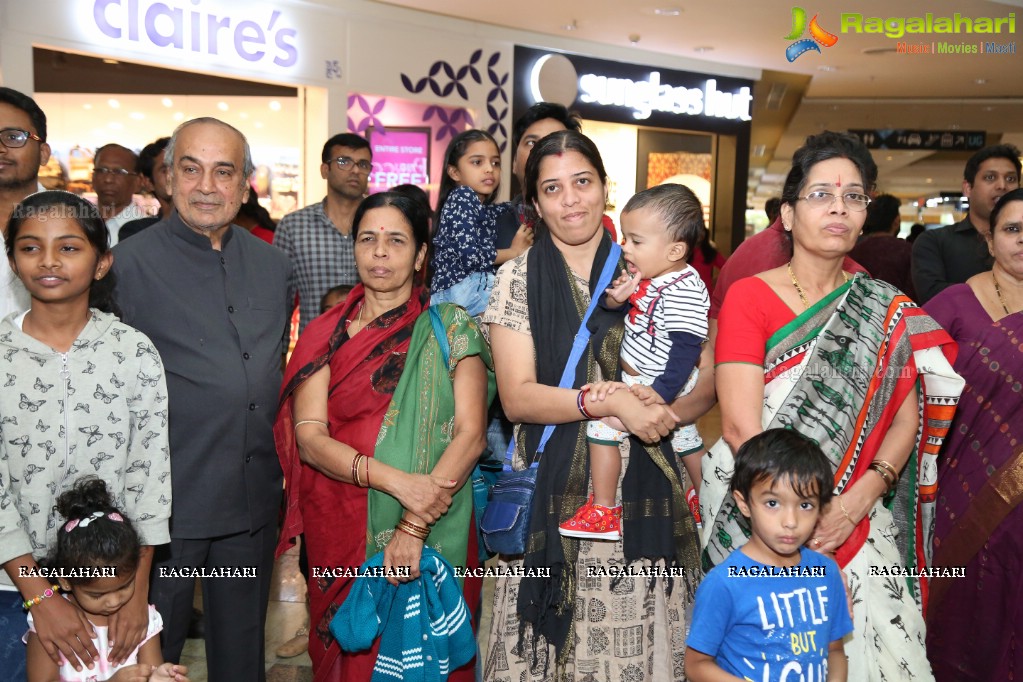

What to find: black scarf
left=517, top=229, right=700, bottom=667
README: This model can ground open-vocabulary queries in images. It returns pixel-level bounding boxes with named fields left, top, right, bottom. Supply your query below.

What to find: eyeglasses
left=93, top=167, right=138, bottom=178
left=799, top=190, right=871, bottom=212
left=334, top=156, right=372, bottom=172
left=0, top=128, right=43, bottom=149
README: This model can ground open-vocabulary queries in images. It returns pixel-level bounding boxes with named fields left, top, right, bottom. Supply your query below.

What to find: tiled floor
left=179, top=406, right=722, bottom=679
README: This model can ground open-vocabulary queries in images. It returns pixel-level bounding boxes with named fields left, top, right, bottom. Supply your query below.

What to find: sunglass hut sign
left=91, top=0, right=298, bottom=69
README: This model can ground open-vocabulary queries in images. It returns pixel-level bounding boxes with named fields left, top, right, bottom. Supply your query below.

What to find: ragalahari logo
left=785, top=7, right=839, bottom=61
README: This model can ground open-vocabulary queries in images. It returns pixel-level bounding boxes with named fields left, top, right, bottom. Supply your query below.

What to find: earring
left=415, top=265, right=421, bottom=272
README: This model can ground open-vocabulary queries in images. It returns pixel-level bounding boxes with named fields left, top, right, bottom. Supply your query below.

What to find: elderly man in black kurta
left=113, top=117, right=293, bottom=682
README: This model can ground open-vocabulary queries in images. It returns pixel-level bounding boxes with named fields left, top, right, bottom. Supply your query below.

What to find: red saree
left=274, top=285, right=480, bottom=682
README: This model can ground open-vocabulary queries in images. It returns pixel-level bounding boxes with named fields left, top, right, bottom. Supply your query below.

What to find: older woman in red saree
left=274, top=192, right=494, bottom=681
left=924, top=188, right=1023, bottom=681
left=705, top=132, right=963, bottom=681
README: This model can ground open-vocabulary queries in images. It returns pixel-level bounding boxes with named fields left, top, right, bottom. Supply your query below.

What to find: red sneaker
left=559, top=495, right=622, bottom=541
left=686, top=487, right=702, bottom=526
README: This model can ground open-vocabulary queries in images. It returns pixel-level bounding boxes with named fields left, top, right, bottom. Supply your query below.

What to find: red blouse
left=715, top=276, right=797, bottom=366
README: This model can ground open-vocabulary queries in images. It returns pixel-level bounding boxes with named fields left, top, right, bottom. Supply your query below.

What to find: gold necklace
left=788, top=262, right=850, bottom=309
left=345, top=302, right=366, bottom=331
left=993, top=271, right=1012, bottom=315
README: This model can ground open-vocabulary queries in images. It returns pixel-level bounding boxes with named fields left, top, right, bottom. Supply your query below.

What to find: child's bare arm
left=684, top=648, right=745, bottom=682
left=26, top=632, right=60, bottom=682
left=827, top=640, right=848, bottom=681
left=136, top=638, right=190, bottom=682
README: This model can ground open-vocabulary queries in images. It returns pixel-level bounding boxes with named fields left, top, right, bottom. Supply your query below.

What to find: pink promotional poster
left=367, top=127, right=431, bottom=195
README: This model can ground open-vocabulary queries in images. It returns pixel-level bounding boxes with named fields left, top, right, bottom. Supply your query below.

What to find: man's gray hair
left=164, top=117, right=255, bottom=180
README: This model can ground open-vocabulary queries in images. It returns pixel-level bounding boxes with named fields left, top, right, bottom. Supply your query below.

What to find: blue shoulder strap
left=507, top=242, right=622, bottom=470
left=428, top=305, right=450, bottom=368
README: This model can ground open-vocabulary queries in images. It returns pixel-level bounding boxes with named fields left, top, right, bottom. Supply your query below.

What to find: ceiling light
left=239, top=112, right=249, bottom=119
left=254, top=121, right=264, bottom=129
left=108, top=121, right=124, bottom=130
left=129, top=112, right=145, bottom=121
left=161, top=98, right=173, bottom=108
left=83, top=103, right=93, bottom=110
left=103, top=59, right=119, bottom=65
left=217, top=102, right=229, bottom=111
left=975, top=78, right=988, bottom=85
left=173, top=112, right=185, bottom=121
left=885, top=156, right=893, bottom=161
left=107, top=98, right=120, bottom=109
left=654, top=7, right=682, bottom=16
left=926, top=178, right=933, bottom=184
left=269, top=100, right=282, bottom=111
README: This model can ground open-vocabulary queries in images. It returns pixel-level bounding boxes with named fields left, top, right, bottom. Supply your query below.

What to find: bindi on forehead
left=835, top=176, right=841, bottom=188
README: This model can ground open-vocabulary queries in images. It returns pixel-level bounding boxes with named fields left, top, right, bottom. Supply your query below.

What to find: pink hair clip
left=63, top=511, right=123, bottom=532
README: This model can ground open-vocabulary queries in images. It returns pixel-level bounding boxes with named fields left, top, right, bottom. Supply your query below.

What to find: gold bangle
left=838, top=496, right=856, bottom=526
left=397, top=518, right=430, bottom=540
left=396, top=525, right=427, bottom=541
left=294, top=419, right=327, bottom=432
left=351, top=453, right=364, bottom=487
left=873, top=459, right=899, bottom=482
left=868, top=463, right=895, bottom=492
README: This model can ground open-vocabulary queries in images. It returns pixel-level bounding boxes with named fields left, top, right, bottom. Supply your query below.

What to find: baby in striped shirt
left=560, top=184, right=710, bottom=541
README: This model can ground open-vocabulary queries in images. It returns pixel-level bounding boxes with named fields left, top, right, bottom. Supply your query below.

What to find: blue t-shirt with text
left=687, top=547, right=853, bottom=681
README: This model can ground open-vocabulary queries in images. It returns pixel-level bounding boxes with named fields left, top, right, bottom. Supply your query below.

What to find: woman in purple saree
left=924, top=188, right=1023, bottom=681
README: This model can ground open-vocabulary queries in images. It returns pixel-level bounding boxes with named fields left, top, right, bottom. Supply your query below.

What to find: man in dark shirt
left=493, top=102, right=581, bottom=249
left=113, top=117, right=293, bottom=682
left=119, top=136, right=171, bottom=241
left=912, top=144, right=1021, bottom=302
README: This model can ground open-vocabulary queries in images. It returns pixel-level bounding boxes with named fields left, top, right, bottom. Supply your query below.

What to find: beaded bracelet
left=24, top=584, right=60, bottom=610
left=577, top=388, right=595, bottom=419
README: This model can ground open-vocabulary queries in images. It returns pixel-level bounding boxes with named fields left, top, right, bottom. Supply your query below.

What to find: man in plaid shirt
left=274, top=133, right=370, bottom=332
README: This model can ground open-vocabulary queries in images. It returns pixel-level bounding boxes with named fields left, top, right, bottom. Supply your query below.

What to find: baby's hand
left=630, top=384, right=664, bottom=406
left=150, top=662, right=190, bottom=682
left=581, top=381, right=628, bottom=402
left=109, top=664, right=154, bottom=682
left=606, top=267, right=640, bottom=305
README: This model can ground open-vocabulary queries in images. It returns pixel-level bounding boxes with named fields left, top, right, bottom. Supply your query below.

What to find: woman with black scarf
left=480, top=130, right=705, bottom=681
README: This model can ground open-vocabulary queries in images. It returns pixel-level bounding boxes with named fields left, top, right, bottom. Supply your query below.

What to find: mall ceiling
left=366, top=0, right=1023, bottom=208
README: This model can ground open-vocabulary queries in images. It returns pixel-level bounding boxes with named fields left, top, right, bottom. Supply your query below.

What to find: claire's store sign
left=89, top=0, right=298, bottom=70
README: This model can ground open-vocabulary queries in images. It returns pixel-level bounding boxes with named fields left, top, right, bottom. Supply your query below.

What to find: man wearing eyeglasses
left=0, top=87, right=50, bottom=320
left=91, top=143, right=146, bottom=246
left=273, top=133, right=371, bottom=333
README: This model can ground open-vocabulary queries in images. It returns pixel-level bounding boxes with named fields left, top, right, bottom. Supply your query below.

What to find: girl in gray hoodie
left=0, top=191, right=171, bottom=678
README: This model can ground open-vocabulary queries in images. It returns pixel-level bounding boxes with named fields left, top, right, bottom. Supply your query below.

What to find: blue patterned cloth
left=332, top=548, right=475, bottom=682
left=0, top=591, right=26, bottom=678
left=431, top=185, right=512, bottom=293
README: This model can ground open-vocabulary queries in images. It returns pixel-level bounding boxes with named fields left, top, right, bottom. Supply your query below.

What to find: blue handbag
left=479, top=243, right=621, bottom=556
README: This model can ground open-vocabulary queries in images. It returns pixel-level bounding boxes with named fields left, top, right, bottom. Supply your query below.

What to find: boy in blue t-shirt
left=686, top=429, right=852, bottom=682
